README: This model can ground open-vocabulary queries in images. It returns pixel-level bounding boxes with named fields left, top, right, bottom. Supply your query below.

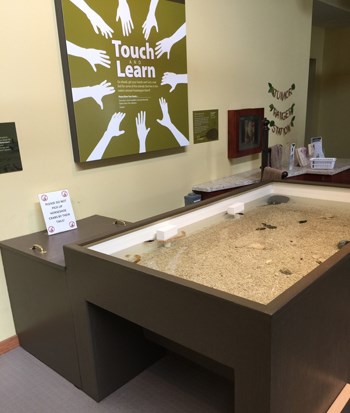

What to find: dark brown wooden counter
left=287, top=168, right=350, bottom=184
left=63, top=183, right=350, bottom=412
left=194, top=168, right=350, bottom=200
left=0, top=215, right=129, bottom=388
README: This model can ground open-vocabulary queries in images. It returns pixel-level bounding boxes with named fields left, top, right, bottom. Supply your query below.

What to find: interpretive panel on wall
left=55, top=0, right=189, bottom=163
left=0, top=122, right=23, bottom=174
left=193, top=110, right=218, bottom=144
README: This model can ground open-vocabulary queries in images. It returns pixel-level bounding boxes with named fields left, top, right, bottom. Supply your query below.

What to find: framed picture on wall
left=228, top=108, right=264, bottom=158
left=54, top=0, right=189, bottom=163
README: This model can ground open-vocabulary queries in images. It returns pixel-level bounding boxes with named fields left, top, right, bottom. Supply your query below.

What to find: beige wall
left=310, top=26, right=326, bottom=66
left=308, top=26, right=326, bottom=139
left=0, top=0, right=313, bottom=341
left=317, top=27, right=350, bottom=157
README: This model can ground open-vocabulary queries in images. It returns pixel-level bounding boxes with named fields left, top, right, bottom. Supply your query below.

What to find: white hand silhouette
left=157, top=97, right=172, bottom=128
left=142, top=0, right=159, bottom=40
left=156, top=23, right=186, bottom=59
left=116, top=0, right=134, bottom=36
left=66, top=41, right=111, bottom=72
left=83, top=48, right=111, bottom=71
left=105, top=112, right=126, bottom=138
left=136, top=111, right=150, bottom=153
left=69, top=0, right=114, bottom=38
left=87, top=112, right=126, bottom=161
left=157, top=98, right=189, bottom=147
left=72, top=80, right=115, bottom=110
left=161, top=72, right=188, bottom=93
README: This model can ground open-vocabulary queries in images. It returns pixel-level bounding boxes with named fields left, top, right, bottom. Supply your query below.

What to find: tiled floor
left=0, top=347, right=232, bottom=413
left=0, top=346, right=349, bottom=413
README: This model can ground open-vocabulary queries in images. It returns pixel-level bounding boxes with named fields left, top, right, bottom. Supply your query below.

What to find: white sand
left=136, top=198, right=350, bottom=305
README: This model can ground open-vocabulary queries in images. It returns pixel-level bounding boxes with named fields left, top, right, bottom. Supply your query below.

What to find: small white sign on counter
left=38, top=189, right=77, bottom=235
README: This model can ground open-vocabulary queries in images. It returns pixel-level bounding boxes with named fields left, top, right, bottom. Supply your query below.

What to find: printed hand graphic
left=116, top=0, right=134, bottom=36
left=87, top=10, right=114, bottom=38
left=155, top=23, right=186, bottom=59
left=72, top=80, right=115, bottom=110
left=105, top=112, right=126, bottom=138
left=83, top=48, right=111, bottom=71
left=142, top=0, right=159, bottom=40
left=69, top=0, right=114, bottom=38
left=87, top=112, right=126, bottom=161
left=89, top=81, right=115, bottom=109
left=161, top=72, right=188, bottom=93
left=155, top=37, right=173, bottom=60
left=136, top=111, right=150, bottom=153
left=157, top=98, right=188, bottom=147
left=157, top=97, right=172, bottom=128
left=66, top=41, right=111, bottom=72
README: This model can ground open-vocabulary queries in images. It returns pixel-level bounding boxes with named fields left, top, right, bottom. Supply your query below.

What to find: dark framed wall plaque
left=0, top=122, right=22, bottom=174
left=228, top=108, right=264, bottom=158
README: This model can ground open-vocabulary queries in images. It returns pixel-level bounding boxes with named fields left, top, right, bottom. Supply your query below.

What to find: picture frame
left=54, top=0, right=189, bottom=163
left=228, top=108, right=264, bottom=158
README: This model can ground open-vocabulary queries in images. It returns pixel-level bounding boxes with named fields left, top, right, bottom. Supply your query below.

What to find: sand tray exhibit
left=126, top=197, right=350, bottom=304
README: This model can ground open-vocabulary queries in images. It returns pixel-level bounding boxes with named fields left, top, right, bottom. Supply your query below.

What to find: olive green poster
left=55, top=0, right=189, bottom=163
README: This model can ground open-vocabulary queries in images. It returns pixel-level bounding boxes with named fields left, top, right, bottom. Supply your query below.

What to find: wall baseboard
left=0, top=335, right=19, bottom=356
